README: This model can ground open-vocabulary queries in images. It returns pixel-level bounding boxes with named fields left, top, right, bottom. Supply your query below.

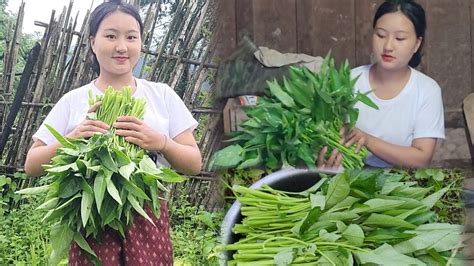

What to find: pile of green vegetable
left=18, top=87, right=186, bottom=265
left=216, top=169, right=464, bottom=265
left=209, top=54, right=378, bottom=171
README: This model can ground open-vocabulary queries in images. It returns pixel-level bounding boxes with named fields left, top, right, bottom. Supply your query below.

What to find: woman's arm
left=160, top=128, right=202, bottom=175
left=24, top=140, right=61, bottom=177
left=346, top=128, right=437, bottom=168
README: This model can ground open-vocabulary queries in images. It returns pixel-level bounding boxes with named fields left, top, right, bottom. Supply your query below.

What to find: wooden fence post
left=0, top=43, right=41, bottom=156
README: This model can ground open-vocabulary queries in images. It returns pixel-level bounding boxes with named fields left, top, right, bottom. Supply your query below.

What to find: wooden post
left=0, top=43, right=41, bottom=157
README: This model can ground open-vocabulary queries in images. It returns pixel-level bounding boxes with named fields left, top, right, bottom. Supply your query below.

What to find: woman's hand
left=113, top=116, right=167, bottom=151
left=316, top=146, right=343, bottom=169
left=66, top=102, right=109, bottom=139
left=315, top=126, right=346, bottom=169
left=114, top=116, right=202, bottom=175
left=344, top=127, right=369, bottom=153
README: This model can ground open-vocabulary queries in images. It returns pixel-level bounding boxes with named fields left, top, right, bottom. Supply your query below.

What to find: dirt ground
left=432, top=127, right=472, bottom=171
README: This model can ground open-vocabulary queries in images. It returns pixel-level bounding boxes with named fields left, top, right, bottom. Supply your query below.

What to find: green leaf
left=49, top=223, right=74, bottom=266
left=425, top=169, right=445, bottom=181
left=158, top=167, right=187, bottom=183
left=394, top=206, right=426, bottom=220
left=363, top=213, right=417, bottom=229
left=394, top=224, right=462, bottom=254
left=421, top=186, right=449, bottom=209
left=94, top=169, right=109, bottom=213
left=327, top=196, right=360, bottom=213
left=58, top=178, right=82, bottom=198
left=283, top=76, right=312, bottom=108
left=81, top=177, right=93, bottom=195
left=353, top=199, right=405, bottom=214
left=319, top=211, right=359, bottom=222
left=106, top=177, right=122, bottom=206
left=118, top=177, right=150, bottom=200
left=319, top=229, right=341, bottom=242
left=81, top=191, right=94, bottom=227
left=46, top=163, right=78, bottom=174
left=42, top=193, right=81, bottom=222
left=113, top=147, right=131, bottom=167
left=73, top=232, right=99, bottom=264
left=297, top=144, right=316, bottom=169
left=207, top=144, right=244, bottom=170
left=36, top=197, right=59, bottom=210
left=274, top=249, right=294, bottom=266
left=406, top=211, right=435, bottom=225
left=119, top=162, right=135, bottom=180
left=45, top=124, right=75, bottom=148
left=314, top=83, right=334, bottom=104
left=426, top=248, right=447, bottom=265
left=380, top=181, right=405, bottom=195
left=138, top=156, right=161, bottom=175
left=347, top=108, right=359, bottom=129
left=365, top=229, right=414, bottom=242
left=267, top=79, right=296, bottom=108
left=325, top=173, right=350, bottom=208
left=354, top=244, right=424, bottom=266
left=315, top=250, right=349, bottom=266
left=237, top=149, right=263, bottom=169
left=291, top=207, right=321, bottom=237
left=342, top=224, right=364, bottom=246
left=97, top=147, right=118, bottom=172
left=127, top=194, right=154, bottom=225
left=15, top=185, right=49, bottom=195
left=310, top=194, right=325, bottom=210
left=61, top=148, right=81, bottom=157
left=356, top=91, right=379, bottom=110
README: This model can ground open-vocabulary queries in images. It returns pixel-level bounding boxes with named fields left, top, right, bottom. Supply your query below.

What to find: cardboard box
left=223, top=96, right=258, bottom=133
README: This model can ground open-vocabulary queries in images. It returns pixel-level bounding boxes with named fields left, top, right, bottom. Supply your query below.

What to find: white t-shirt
left=33, top=78, right=198, bottom=167
left=351, top=65, right=445, bottom=168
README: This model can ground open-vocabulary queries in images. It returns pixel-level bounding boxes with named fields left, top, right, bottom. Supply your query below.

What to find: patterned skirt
left=68, top=201, right=173, bottom=265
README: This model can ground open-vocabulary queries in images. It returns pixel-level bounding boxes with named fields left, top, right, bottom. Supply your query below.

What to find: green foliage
left=216, top=169, right=465, bottom=265
left=407, top=168, right=464, bottom=225
left=170, top=189, right=223, bottom=266
left=0, top=194, right=51, bottom=265
left=209, top=54, right=378, bottom=171
left=0, top=1, right=37, bottom=87
left=0, top=172, right=28, bottom=216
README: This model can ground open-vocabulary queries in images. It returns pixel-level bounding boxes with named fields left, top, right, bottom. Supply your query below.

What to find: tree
left=0, top=0, right=36, bottom=83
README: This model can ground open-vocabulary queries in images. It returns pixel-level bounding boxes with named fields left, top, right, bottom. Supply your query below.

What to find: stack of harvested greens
left=17, top=87, right=186, bottom=265
left=216, top=170, right=464, bottom=265
left=209, top=54, right=378, bottom=171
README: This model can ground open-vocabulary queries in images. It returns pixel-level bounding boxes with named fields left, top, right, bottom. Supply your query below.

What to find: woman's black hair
left=89, top=0, right=143, bottom=74
left=373, top=0, right=426, bottom=67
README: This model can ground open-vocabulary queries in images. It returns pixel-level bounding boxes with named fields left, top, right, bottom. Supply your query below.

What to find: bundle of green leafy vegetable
left=17, top=87, right=186, bottom=265
left=209, top=54, right=378, bottom=171
left=216, top=170, right=464, bottom=265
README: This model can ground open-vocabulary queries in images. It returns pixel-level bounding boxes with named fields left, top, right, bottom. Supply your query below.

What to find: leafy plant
left=0, top=194, right=52, bottom=265
left=0, top=172, right=28, bottom=216
left=216, top=169, right=464, bottom=265
left=16, top=87, right=187, bottom=265
left=405, top=168, right=464, bottom=225
left=209, top=54, right=378, bottom=171
left=170, top=187, right=223, bottom=266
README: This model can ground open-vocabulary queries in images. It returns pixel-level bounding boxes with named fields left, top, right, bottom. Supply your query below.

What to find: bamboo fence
left=0, top=0, right=224, bottom=208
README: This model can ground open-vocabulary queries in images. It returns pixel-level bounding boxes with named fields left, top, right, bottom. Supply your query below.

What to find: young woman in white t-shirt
left=24, top=0, right=201, bottom=264
left=318, top=0, right=444, bottom=169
